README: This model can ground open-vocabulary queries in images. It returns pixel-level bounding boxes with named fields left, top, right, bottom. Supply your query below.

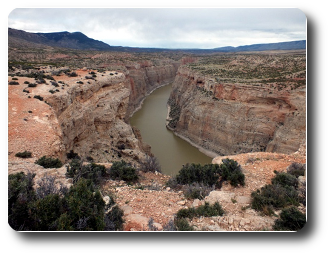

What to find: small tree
left=273, top=206, right=306, bottom=231
left=140, top=155, right=161, bottom=173
left=109, top=160, right=139, bottom=183
left=219, top=158, right=245, bottom=187
left=60, top=178, right=105, bottom=231
left=8, top=172, right=36, bottom=230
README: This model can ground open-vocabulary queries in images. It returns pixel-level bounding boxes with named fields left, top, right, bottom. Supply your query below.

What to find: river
left=130, top=84, right=212, bottom=176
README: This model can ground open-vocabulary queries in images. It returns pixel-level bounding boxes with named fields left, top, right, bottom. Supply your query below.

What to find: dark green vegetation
left=8, top=153, right=168, bottom=231
left=9, top=81, right=19, bottom=85
left=108, top=160, right=139, bottom=183
left=35, top=156, right=63, bottom=168
left=167, top=98, right=181, bottom=129
left=173, top=202, right=225, bottom=231
left=166, top=159, right=244, bottom=201
left=66, top=159, right=107, bottom=185
left=287, top=162, right=306, bottom=178
left=176, top=202, right=224, bottom=219
left=250, top=162, right=306, bottom=231
left=33, top=95, right=44, bottom=101
left=273, top=206, right=306, bottom=231
left=8, top=171, right=124, bottom=231
left=174, top=159, right=245, bottom=188
left=15, top=151, right=32, bottom=158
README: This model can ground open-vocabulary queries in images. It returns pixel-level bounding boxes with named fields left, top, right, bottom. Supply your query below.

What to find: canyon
left=8, top=55, right=179, bottom=166
left=8, top=48, right=306, bottom=231
left=167, top=53, right=306, bottom=157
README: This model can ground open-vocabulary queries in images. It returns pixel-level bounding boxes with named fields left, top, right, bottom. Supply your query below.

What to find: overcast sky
left=8, top=8, right=306, bottom=49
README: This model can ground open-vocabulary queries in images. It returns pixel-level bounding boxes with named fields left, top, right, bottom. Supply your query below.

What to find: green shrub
left=104, top=205, right=125, bottom=231
left=15, top=151, right=32, bottom=158
left=66, top=158, right=106, bottom=185
left=271, top=172, right=298, bottom=189
left=28, top=83, right=37, bottom=87
left=8, top=172, right=36, bottom=230
left=29, top=194, right=62, bottom=230
left=287, top=162, right=306, bottom=178
left=176, top=202, right=224, bottom=220
left=251, top=184, right=299, bottom=214
left=251, top=169, right=302, bottom=214
left=174, top=218, right=194, bottom=231
left=182, top=182, right=213, bottom=200
left=109, top=160, right=139, bottom=183
left=9, top=81, right=19, bottom=85
left=60, top=178, right=105, bottom=231
left=51, top=81, right=59, bottom=87
left=66, top=150, right=80, bottom=160
left=8, top=172, right=124, bottom=231
left=35, top=156, right=63, bottom=168
left=176, top=163, right=221, bottom=187
left=68, top=72, right=78, bottom=77
left=175, top=159, right=244, bottom=188
left=33, top=95, right=43, bottom=101
left=273, top=206, right=306, bottom=231
left=36, top=79, right=46, bottom=84
left=219, top=158, right=245, bottom=187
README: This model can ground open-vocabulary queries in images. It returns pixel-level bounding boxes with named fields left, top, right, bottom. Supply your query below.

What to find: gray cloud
left=8, top=8, right=306, bottom=48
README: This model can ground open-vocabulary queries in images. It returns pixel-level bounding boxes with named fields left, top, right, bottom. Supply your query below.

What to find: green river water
left=130, top=84, right=212, bottom=176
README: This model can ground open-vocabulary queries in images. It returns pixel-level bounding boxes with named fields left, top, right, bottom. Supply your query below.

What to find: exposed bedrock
left=167, top=66, right=306, bottom=156
left=46, top=60, right=179, bottom=164
left=126, top=60, right=180, bottom=116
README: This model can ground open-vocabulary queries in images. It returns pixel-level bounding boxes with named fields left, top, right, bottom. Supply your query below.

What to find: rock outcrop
left=167, top=64, right=306, bottom=156
left=8, top=58, right=179, bottom=165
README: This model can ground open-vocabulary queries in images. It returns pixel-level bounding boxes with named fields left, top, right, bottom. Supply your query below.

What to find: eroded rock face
left=47, top=63, right=178, bottom=164
left=167, top=65, right=306, bottom=156
left=126, top=59, right=180, bottom=116
left=8, top=58, right=179, bottom=165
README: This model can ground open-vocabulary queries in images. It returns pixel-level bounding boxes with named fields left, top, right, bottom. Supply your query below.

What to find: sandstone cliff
left=8, top=58, right=179, bottom=165
left=167, top=55, right=306, bottom=156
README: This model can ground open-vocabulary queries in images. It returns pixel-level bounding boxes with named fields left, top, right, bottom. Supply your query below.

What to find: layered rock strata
left=167, top=65, right=306, bottom=156
left=8, top=60, right=179, bottom=165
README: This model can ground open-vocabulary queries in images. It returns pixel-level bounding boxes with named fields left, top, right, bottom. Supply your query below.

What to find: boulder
left=205, top=190, right=236, bottom=204
left=124, top=214, right=149, bottom=231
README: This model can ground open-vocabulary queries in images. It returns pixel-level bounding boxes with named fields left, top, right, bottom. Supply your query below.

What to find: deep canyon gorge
left=8, top=47, right=306, bottom=231
left=8, top=50, right=306, bottom=174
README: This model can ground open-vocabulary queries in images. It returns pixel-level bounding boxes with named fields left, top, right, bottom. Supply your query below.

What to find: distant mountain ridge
left=8, top=28, right=112, bottom=51
left=213, top=40, right=306, bottom=52
left=8, top=27, right=306, bottom=53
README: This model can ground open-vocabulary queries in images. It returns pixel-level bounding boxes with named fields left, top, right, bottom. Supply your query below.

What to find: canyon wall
left=44, top=60, right=179, bottom=165
left=167, top=66, right=306, bottom=156
left=125, top=59, right=180, bottom=117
